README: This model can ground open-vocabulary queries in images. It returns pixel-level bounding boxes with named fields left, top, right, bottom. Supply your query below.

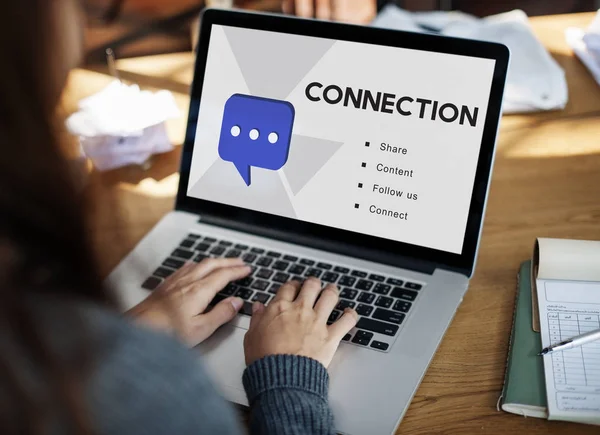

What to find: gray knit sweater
left=0, top=297, right=335, bottom=435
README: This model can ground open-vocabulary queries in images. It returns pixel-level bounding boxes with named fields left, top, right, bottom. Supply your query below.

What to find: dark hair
left=0, top=1, right=113, bottom=433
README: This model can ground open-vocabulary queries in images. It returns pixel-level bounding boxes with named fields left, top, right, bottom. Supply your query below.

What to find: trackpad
left=197, top=324, right=248, bottom=405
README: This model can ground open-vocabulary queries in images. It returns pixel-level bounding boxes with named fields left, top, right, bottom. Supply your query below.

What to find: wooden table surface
left=64, top=11, right=600, bottom=435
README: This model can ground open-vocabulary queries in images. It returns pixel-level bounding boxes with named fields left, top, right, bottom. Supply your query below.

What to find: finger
left=192, top=297, right=244, bottom=343
left=295, top=0, right=313, bottom=18
left=195, top=265, right=251, bottom=295
left=313, top=284, right=339, bottom=320
left=272, top=280, right=301, bottom=303
left=182, top=257, right=246, bottom=284
left=184, top=265, right=251, bottom=312
left=315, top=0, right=332, bottom=20
left=295, top=277, right=323, bottom=307
left=328, top=308, right=358, bottom=342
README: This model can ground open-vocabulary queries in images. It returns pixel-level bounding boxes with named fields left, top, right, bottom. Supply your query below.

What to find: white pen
left=539, top=327, right=600, bottom=355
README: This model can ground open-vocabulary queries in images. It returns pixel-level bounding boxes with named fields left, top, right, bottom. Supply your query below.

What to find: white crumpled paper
left=373, top=7, right=569, bottom=114
left=66, top=81, right=180, bottom=171
left=566, top=9, right=600, bottom=87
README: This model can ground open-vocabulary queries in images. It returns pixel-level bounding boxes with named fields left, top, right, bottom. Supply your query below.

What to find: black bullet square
left=361, top=162, right=366, bottom=168
left=365, top=141, right=370, bottom=147
left=354, top=204, right=360, bottom=209
left=358, top=183, right=363, bottom=188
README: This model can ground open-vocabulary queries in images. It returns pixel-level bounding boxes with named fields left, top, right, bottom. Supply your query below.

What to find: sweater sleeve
left=242, top=355, right=336, bottom=435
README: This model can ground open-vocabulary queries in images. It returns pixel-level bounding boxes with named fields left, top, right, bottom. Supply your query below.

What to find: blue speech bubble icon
left=218, top=94, right=295, bottom=186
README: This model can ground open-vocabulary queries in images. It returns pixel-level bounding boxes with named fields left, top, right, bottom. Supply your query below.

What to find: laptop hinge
left=196, top=214, right=445, bottom=276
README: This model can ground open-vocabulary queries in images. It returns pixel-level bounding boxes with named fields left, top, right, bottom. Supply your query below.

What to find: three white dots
left=230, top=125, right=278, bottom=144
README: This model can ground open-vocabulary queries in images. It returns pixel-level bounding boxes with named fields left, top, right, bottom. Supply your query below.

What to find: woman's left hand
left=128, top=258, right=250, bottom=346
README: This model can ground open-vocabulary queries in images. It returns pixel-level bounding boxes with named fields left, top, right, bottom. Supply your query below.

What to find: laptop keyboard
left=141, top=233, right=425, bottom=353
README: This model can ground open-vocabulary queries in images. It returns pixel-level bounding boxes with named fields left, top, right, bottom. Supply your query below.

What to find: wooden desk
left=65, top=12, right=600, bottom=435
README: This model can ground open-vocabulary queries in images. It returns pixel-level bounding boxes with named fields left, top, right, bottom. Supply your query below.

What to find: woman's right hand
left=244, top=278, right=358, bottom=368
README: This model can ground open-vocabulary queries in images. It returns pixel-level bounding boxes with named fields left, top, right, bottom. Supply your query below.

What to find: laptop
left=107, top=9, right=509, bottom=435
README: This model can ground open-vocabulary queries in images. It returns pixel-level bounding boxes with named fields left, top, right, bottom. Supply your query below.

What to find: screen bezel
left=176, top=8, right=509, bottom=275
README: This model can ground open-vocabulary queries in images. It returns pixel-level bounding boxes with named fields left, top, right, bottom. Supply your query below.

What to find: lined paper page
left=538, top=280, right=600, bottom=424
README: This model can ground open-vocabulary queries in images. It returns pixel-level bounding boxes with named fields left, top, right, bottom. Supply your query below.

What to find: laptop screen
left=186, top=24, right=496, bottom=255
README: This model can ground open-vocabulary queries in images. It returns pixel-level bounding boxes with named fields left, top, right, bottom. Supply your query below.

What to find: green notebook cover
left=500, top=260, right=547, bottom=418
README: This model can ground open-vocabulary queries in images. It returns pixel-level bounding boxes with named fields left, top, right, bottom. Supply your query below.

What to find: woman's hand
left=244, top=278, right=358, bottom=368
left=282, top=0, right=377, bottom=24
left=128, top=258, right=250, bottom=347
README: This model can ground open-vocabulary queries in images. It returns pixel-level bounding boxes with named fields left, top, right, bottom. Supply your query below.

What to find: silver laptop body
left=107, top=9, right=509, bottom=435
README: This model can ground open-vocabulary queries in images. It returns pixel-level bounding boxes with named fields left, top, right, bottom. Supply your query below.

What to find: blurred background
left=84, top=0, right=600, bottom=63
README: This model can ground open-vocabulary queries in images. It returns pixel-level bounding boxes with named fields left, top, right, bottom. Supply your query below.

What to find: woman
left=0, top=1, right=358, bottom=434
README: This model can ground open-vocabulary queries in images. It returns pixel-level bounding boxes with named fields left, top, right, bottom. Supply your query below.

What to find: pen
left=539, top=327, right=600, bottom=355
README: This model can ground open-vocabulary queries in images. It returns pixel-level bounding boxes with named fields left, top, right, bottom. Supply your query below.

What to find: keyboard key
left=211, top=293, right=227, bottom=305
left=273, top=261, right=290, bottom=271
left=219, top=240, right=233, bottom=247
left=256, top=268, right=274, bottom=279
left=305, top=268, right=322, bottom=278
left=373, top=308, right=405, bottom=325
left=289, top=264, right=306, bottom=274
left=339, top=288, right=358, bottom=300
left=235, top=244, right=249, bottom=250
left=268, top=283, right=280, bottom=294
left=356, top=318, right=399, bottom=336
left=370, top=341, right=389, bottom=351
left=251, top=280, right=270, bottom=291
left=273, top=272, right=290, bottom=283
left=351, top=270, right=368, bottom=278
left=336, top=300, right=356, bottom=310
left=357, top=292, right=375, bottom=304
left=369, top=274, right=385, bottom=282
left=251, top=292, right=270, bottom=304
left=240, top=301, right=254, bottom=316
left=391, top=288, right=418, bottom=302
left=352, top=330, right=373, bottom=346
left=141, top=276, right=162, bottom=290
left=373, top=283, right=391, bottom=295
left=210, top=246, right=226, bottom=256
left=283, top=255, right=298, bottom=262
left=236, top=277, right=253, bottom=287
left=225, top=249, right=242, bottom=258
left=334, top=266, right=350, bottom=274
left=338, top=276, right=356, bottom=286
left=392, top=300, right=412, bottom=313
left=204, top=237, right=217, bottom=243
left=355, top=280, right=373, bottom=291
left=300, top=258, right=315, bottom=266
left=256, top=257, right=273, bottom=267
left=195, top=243, right=211, bottom=252
left=188, top=234, right=201, bottom=240
left=180, top=239, right=195, bottom=248
left=194, top=254, right=208, bottom=263
left=291, top=276, right=304, bottom=283
left=163, top=257, right=185, bottom=269
left=251, top=247, right=265, bottom=254
left=356, top=304, right=374, bottom=317
left=242, top=253, right=257, bottom=263
left=317, top=262, right=332, bottom=270
left=153, top=267, right=175, bottom=278
left=342, top=333, right=352, bottom=341
left=221, top=283, right=238, bottom=296
left=405, top=282, right=423, bottom=290
left=386, top=278, right=404, bottom=286
left=267, top=251, right=281, bottom=258
left=321, top=272, right=339, bottom=283
left=328, top=310, right=341, bottom=323
left=172, top=248, right=194, bottom=260
left=375, top=296, right=393, bottom=308
left=235, top=287, right=254, bottom=300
